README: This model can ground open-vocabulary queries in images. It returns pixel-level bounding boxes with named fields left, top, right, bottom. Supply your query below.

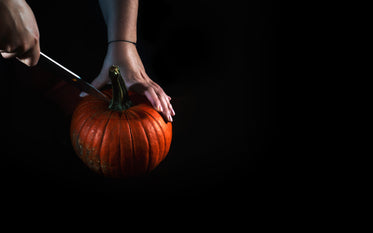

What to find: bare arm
left=87, top=0, right=175, bottom=122
left=99, top=0, right=138, bottom=43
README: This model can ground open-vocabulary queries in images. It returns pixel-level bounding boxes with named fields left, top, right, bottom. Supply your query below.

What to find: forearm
left=99, top=0, right=138, bottom=43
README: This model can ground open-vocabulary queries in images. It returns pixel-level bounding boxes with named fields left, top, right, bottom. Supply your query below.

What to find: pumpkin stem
left=108, top=65, right=132, bottom=111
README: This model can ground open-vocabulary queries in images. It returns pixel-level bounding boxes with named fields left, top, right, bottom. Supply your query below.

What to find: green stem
left=108, top=65, right=132, bottom=111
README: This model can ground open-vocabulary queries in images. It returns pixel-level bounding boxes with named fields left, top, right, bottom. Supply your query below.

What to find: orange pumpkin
left=70, top=65, right=172, bottom=178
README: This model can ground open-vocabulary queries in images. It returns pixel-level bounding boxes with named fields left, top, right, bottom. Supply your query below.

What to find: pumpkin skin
left=70, top=66, right=172, bottom=178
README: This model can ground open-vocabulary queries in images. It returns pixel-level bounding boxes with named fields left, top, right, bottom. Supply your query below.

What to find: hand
left=82, top=42, right=175, bottom=122
left=0, top=0, right=40, bottom=66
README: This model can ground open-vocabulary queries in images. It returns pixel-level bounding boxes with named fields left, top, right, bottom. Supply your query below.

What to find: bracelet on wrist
left=107, top=39, right=136, bottom=46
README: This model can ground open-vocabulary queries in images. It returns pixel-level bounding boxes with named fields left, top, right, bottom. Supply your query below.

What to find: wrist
left=0, top=0, right=24, bottom=5
left=107, top=40, right=137, bottom=55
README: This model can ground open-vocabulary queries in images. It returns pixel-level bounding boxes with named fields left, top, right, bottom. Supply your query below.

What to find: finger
left=158, top=93, right=172, bottom=122
left=168, top=101, right=175, bottom=116
left=17, top=44, right=40, bottom=67
left=1, top=52, right=17, bottom=59
left=150, top=81, right=171, bottom=101
left=161, top=91, right=174, bottom=115
left=144, top=88, right=162, bottom=112
left=29, top=43, right=40, bottom=66
left=148, top=82, right=173, bottom=121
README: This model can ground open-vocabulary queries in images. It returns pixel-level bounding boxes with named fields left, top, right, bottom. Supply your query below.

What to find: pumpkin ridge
left=85, top=110, right=113, bottom=174
left=132, top=107, right=163, bottom=172
left=98, top=111, right=114, bottom=175
left=119, top=111, right=132, bottom=177
left=142, top=110, right=168, bottom=159
left=73, top=104, right=107, bottom=142
left=79, top=114, right=100, bottom=166
left=123, top=110, right=136, bottom=176
left=142, top=110, right=166, bottom=165
left=118, top=111, right=123, bottom=176
left=73, top=108, right=106, bottom=158
left=125, top=109, right=149, bottom=175
left=130, top=108, right=154, bottom=174
left=107, top=112, right=123, bottom=177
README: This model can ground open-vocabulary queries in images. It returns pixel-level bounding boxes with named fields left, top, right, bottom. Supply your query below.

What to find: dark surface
left=1, top=0, right=278, bottom=199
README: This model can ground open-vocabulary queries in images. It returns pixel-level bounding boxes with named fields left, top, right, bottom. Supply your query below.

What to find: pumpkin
left=70, top=65, right=172, bottom=178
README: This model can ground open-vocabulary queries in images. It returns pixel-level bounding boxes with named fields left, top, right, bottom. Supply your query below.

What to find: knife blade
left=40, top=52, right=109, bottom=101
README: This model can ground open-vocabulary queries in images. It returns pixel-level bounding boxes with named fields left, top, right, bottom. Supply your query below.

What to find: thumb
left=1, top=52, right=17, bottom=59
left=80, top=73, right=108, bottom=97
left=17, top=46, right=40, bottom=67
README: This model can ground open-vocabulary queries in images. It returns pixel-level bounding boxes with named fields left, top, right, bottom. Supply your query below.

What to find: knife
left=40, top=52, right=109, bottom=101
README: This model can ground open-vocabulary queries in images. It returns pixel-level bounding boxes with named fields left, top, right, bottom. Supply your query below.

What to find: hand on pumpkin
left=81, top=42, right=175, bottom=122
left=0, top=0, right=40, bottom=66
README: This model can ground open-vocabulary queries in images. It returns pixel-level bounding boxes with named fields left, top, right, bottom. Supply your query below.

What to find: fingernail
left=80, top=92, right=88, bottom=97
left=157, top=105, right=163, bottom=112
left=171, top=109, right=176, bottom=116
left=167, top=115, right=173, bottom=122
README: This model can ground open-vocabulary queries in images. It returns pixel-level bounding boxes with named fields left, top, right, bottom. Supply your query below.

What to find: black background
left=1, top=0, right=278, bottom=199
